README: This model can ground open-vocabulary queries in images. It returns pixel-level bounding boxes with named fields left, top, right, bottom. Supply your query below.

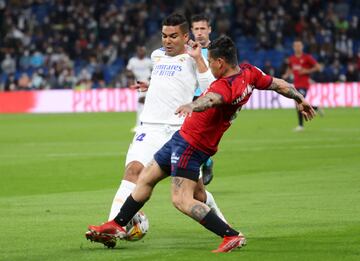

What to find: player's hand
left=297, top=100, right=316, bottom=121
left=129, top=81, right=149, bottom=92
left=175, top=104, right=193, bottom=118
left=186, top=40, right=202, bottom=60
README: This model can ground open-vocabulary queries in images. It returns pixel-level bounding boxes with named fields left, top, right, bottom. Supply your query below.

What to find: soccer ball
left=125, top=211, right=149, bottom=241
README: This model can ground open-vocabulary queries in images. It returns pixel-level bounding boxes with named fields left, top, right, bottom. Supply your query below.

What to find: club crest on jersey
left=231, top=84, right=254, bottom=105
left=178, top=57, right=186, bottom=62
left=153, top=56, right=161, bottom=62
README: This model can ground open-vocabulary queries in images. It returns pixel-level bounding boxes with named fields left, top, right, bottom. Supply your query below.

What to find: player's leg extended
left=108, top=161, right=143, bottom=220
left=109, top=125, right=161, bottom=220
left=113, top=133, right=174, bottom=226
left=86, top=160, right=167, bottom=246
left=113, top=160, right=168, bottom=226
left=171, top=176, right=245, bottom=252
left=194, top=178, right=227, bottom=223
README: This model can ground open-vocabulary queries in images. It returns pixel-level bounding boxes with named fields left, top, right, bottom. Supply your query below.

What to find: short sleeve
left=250, top=65, right=273, bottom=90
left=126, top=58, right=133, bottom=71
left=207, top=79, right=232, bottom=104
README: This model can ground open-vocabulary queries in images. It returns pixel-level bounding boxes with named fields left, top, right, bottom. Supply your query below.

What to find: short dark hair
left=162, top=13, right=189, bottom=34
left=190, top=13, right=210, bottom=25
left=208, top=36, right=238, bottom=66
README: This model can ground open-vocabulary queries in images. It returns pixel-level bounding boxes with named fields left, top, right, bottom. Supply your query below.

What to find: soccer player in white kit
left=126, top=46, right=152, bottom=132
left=106, top=13, right=227, bottom=242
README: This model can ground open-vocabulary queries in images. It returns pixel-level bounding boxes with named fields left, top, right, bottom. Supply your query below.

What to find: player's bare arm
left=129, top=81, right=149, bottom=92
left=187, top=39, right=208, bottom=73
left=268, top=78, right=316, bottom=121
left=175, top=92, right=223, bottom=117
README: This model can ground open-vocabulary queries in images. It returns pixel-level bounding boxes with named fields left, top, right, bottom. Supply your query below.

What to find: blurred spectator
left=1, top=53, right=16, bottom=75
left=30, top=51, right=45, bottom=69
left=18, top=73, right=31, bottom=90
left=31, top=69, right=47, bottom=90
left=126, top=45, right=152, bottom=130
left=4, top=74, right=17, bottom=91
left=263, top=60, right=276, bottom=76
left=345, top=62, right=359, bottom=82
left=19, top=50, right=31, bottom=70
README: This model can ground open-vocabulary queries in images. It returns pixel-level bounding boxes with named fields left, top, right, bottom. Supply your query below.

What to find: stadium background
left=0, top=1, right=359, bottom=260
left=0, top=0, right=359, bottom=91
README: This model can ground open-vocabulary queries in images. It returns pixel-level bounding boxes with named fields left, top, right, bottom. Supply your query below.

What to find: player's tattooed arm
left=268, top=77, right=316, bottom=121
left=268, top=77, right=304, bottom=103
left=175, top=92, right=223, bottom=117
left=190, top=204, right=209, bottom=221
left=191, top=92, right=223, bottom=111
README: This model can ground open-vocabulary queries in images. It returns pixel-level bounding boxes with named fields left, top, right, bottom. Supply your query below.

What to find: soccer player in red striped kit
left=283, top=39, right=322, bottom=131
left=86, top=36, right=316, bottom=253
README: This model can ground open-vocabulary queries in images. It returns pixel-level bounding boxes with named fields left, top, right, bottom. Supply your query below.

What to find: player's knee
left=124, top=161, right=144, bottom=183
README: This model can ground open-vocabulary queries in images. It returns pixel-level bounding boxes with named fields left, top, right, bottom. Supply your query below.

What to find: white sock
left=108, top=180, right=136, bottom=220
left=205, top=190, right=227, bottom=223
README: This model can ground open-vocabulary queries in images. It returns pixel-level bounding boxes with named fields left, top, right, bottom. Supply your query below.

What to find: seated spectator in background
left=126, top=45, right=152, bottom=131
left=1, top=53, right=16, bottom=76
left=18, top=73, right=31, bottom=90
left=345, top=62, right=359, bottom=82
left=4, top=74, right=17, bottom=91
left=31, top=69, right=47, bottom=90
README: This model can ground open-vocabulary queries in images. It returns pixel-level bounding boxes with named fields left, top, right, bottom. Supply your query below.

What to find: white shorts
left=125, top=123, right=181, bottom=166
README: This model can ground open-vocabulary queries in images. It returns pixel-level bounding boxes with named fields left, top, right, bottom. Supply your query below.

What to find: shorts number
left=136, top=133, right=146, bottom=141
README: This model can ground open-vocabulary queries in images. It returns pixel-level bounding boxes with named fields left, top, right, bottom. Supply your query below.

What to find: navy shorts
left=154, top=131, right=210, bottom=181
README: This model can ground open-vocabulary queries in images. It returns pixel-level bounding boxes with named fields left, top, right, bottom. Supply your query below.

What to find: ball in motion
left=125, top=211, right=149, bottom=241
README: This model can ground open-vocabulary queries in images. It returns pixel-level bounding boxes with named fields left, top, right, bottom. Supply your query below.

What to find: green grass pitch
left=0, top=108, right=359, bottom=261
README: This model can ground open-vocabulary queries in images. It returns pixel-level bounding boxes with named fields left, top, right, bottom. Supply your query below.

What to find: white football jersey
left=126, top=56, right=152, bottom=82
left=140, top=48, right=214, bottom=125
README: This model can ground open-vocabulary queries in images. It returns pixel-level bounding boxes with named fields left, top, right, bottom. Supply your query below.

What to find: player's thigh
left=125, top=125, right=172, bottom=166
left=137, top=160, right=168, bottom=187
left=132, top=160, right=168, bottom=202
left=171, top=176, right=198, bottom=208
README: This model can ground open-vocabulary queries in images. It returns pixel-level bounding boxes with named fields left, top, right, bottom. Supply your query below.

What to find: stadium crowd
left=0, top=0, right=359, bottom=91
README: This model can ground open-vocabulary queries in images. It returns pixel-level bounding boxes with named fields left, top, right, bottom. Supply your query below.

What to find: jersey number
left=136, top=133, right=146, bottom=141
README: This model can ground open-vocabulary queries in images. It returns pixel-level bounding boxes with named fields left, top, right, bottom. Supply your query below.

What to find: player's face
left=162, top=26, right=189, bottom=56
left=191, top=21, right=211, bottom=47
left=136, top=47, right=146, bottom=59
left=208, top=52, right=222, bottom=79
left=293, top=41, right=303, bottom=55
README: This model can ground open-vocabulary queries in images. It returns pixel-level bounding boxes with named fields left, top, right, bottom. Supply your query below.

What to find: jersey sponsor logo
left=231, top=84, right=254, bottom=105
left=152, top=64, right=182, bottom=77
